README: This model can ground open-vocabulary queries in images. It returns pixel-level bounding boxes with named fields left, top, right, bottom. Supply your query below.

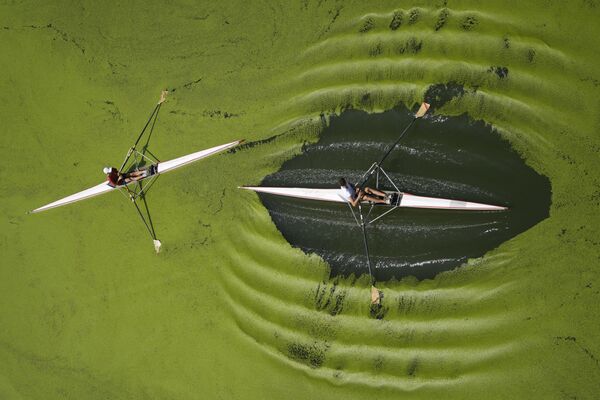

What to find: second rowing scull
left=240, top=186, right=506, bottom=211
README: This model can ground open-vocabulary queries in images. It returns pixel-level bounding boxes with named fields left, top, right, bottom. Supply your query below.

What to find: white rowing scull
left=240, top=102, right=505, bottom=213
left=31, top=140, right=244, bottom=214
left=30, top=91, right=244, bottom=253
left=240, top=186, right=506, bottom=211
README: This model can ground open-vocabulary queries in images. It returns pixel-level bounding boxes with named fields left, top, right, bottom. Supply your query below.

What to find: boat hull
left=31, top=140, right=243, bottom=213
left=240, top=186, right=507, bottom=211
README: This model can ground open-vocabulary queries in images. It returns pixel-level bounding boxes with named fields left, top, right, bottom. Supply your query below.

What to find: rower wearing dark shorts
left=338, top=177, right=389, bottom=207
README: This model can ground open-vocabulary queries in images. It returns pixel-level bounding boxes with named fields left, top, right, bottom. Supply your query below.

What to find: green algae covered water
left=1, top=1, right=600, bottom=398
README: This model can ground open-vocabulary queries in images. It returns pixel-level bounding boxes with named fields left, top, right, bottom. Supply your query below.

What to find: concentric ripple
left=3, top=1, right=600, bottom=398
left=215, top=4, right=596, bottom=393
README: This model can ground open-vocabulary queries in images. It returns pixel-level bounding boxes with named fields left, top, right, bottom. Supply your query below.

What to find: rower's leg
left=364, top=187, right=390, bottom=203
left=126, top=170, right=147, bottom=182
left=363, top=194, right=387, bottom=204
left=365, top=187, right=387, bottom=198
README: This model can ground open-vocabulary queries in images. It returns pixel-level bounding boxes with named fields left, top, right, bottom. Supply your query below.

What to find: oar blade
left=371, top=285, right=381, bottom=305
left=158, top=90, right=168, bottom=104
left=415, top=102, right=430, bottom=118
left=153, top=239, right=162, bottom=254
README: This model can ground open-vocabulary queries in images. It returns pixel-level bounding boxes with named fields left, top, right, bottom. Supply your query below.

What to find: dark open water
left=260, top=107, right=551, bottom=280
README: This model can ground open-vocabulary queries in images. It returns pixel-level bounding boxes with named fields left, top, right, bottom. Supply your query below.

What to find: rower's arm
left=337, top=191, right=359, bottom=207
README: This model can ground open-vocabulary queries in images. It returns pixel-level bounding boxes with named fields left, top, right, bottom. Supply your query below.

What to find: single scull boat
left=30, top=90, right=244, bottom=252
left=31, top=140, right=243, bottom=214
left=240, top=186, right=506, bottom=211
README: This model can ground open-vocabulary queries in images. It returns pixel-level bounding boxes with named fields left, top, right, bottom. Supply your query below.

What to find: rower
left=103, top=167, right=121, bottom=186
left=338, top=177, right=389, bottom=207
left=103, top=166, right=150, bottom=187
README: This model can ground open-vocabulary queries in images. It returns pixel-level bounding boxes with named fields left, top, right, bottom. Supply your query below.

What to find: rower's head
left=338, top=177, right=347, bottom=187
left=103, top=167, right=112, bottom=174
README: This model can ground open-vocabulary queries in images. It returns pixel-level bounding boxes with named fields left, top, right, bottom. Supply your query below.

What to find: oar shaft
left=357, top=118, right=416, bottom=188
left=376, top=117, right=417, bottom=167
left=133, top=102, right=161, bottom=148
left=357, top=102, right=429, bottom=188
left=119, top=100, right=163, bottom=173
left=359, top=206, right=374, bottom=279
left=132, top=196, right=157, bottom=240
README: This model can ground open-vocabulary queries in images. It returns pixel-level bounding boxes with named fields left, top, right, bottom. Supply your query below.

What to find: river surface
left=260, top=107, right=551, bottom=280
left=1, top=1, right=599, bottom=399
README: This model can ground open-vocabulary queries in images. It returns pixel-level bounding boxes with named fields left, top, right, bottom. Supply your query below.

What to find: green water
left=1, top=1, right=600, bottom=399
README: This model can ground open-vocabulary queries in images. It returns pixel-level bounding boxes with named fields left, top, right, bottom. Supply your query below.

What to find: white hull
left=31, top=140, right=243, bottom=213
left=156, top=140, right=242, bottom=174
left=241, top=186, right=507, bottom=211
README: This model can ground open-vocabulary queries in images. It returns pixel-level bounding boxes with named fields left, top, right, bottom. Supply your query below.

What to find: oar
left=357, top=102, right=430, bottom=188
left=119, top=90, right=169, bottom=173
left=375, top=102, right=429, bottom=169
left=142, top=90, right=169, bottom=157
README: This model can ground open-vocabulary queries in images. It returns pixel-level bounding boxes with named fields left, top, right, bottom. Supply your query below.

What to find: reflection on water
left=259, top=107, right=551, bottom=280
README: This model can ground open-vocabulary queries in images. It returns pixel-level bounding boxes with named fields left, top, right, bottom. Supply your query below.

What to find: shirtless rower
left=338, top=177, right=389, bottom=207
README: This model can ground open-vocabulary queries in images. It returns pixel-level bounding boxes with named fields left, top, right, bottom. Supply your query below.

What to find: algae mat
left=1, top=1, right=599, bottom=399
